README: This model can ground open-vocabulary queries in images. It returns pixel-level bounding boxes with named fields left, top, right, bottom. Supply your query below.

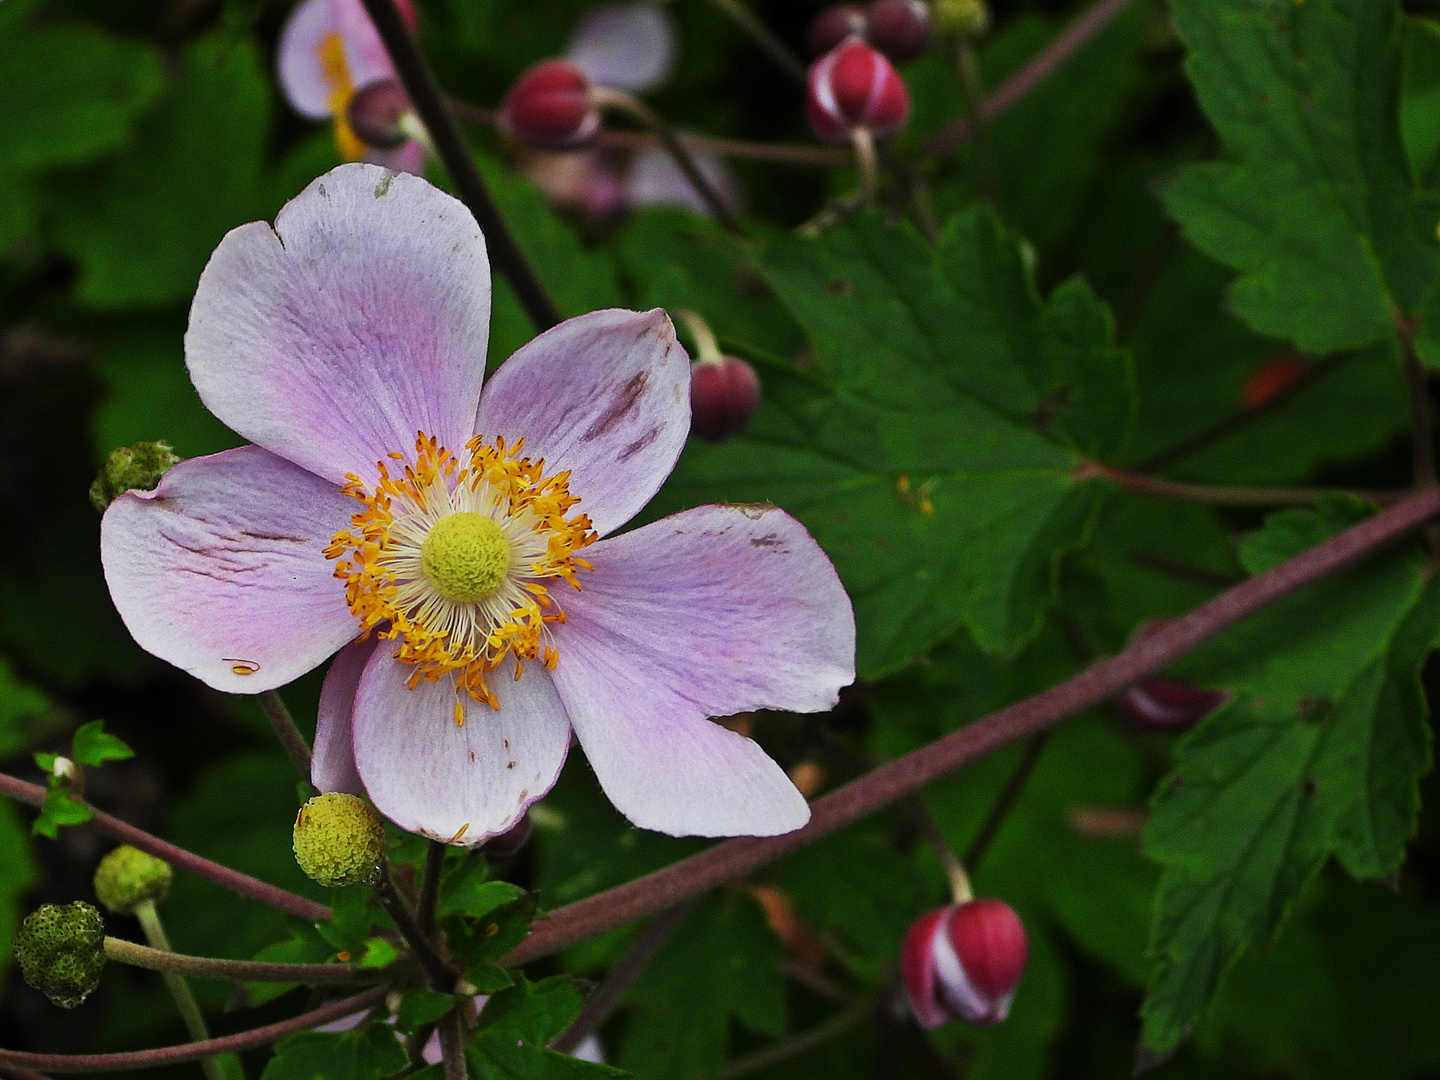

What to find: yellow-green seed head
left=935, top=0, right=990, bottom=36
left=88, top=441, right=181, bottom=512
left=420, top=511, right=511, bottom=602
left=13, top=902, right=106, bottom=1008
left=93, top=845, right=172, bottom=915
left=293, top=792, right=386, bottom=888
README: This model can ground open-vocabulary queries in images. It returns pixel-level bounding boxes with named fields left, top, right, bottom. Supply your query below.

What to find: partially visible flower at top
left=101, top=163, right=855, bottom=847
left=564, top=1, right=676, bottom=94
left=276, top=0, right=426, bottom=174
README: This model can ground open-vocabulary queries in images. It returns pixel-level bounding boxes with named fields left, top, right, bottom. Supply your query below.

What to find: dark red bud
left=498, top=60, right=599, bottom=149
left=480, top=814, right=531, bottom=860
left=1119, top=679, right=1226, bottom=733
left=902, top=899, right=1028, bottom=1029
left=393, top=0, right=420, bottom=32
left=690, top=357, right=761, bottom=443
left=807, top=4, right=871, bottom=56
left=348, top=79, right=411, bottom=149
left=867, top=0, right=932, bottom=63
left=1241, top=352, right=1306, bottom=410
left=806, top=36, right=911, bottom=144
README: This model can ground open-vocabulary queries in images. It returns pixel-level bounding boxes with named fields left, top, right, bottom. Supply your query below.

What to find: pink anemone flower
left=276, top=0, right=427, bottom=174
left=100, top=163, right=855, bottom=845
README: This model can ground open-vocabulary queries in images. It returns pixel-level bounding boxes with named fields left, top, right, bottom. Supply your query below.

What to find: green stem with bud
left=674, top=308, right=724, bottom=365
left=104, top=935, right=366, bottom=984
left=132, top=900, right=245, bottom=1080
left=851, top=127, right=879, bottom=207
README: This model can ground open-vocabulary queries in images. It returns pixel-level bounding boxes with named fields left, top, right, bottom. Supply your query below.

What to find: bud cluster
left=808, top=0, right=934, bottom=64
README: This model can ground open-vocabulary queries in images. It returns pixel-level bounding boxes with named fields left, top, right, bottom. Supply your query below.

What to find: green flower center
left=420, top=512, right=511, bottom=603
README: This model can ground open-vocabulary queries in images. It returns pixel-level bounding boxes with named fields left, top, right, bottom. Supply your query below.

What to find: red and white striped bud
left=1118, top=620, right=1226, bottom=733
left=867, top=0, right=932, bottom=63
left=690, top=356, right=762, bottom=443
left=807, top=4, right=870, bottom=56
left=902, top=899, right=1028, bottom=1028
left=347, top=78, right=411, bottom=149
left=498, top=60, right=600, bottom=149
left=806, top=36, right=911, bottom=144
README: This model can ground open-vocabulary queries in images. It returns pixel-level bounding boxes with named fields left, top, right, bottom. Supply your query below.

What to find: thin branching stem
left=0, top=773, right=331, bottom=922
left=701, top=0, right=807, bottom=83
left=718, top=999, right=873, bottom=1078
left=1078, top=461, right=1404, bottom=507
left=438, top=1012, right=466, bottom=1080
left=104, top=936, right=365, bottom=984
left=377, top=862, right=457, bottom=992
left=256, top=690, right=312, bottom=784
left=417, top=839, right=445, bottom=935
left=962, top=732, right=1050, bottom=871
left=505, top=485, right=1440, bottom=964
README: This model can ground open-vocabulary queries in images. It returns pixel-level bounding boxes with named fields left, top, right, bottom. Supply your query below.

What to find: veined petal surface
left=474, top=308, right=689, bottom=537
left=352, top=653, right=573, bottom=847
left=313, top=637, right=377, bottom=795
left=187, top=164, right=491, bottom=487
left=100, top=446, right=357, bottom=694
left=548, top=504, right=855, bottom=836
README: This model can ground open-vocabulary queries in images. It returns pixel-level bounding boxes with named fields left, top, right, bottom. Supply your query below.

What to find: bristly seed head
left=325, top=432, right=595, bottom=714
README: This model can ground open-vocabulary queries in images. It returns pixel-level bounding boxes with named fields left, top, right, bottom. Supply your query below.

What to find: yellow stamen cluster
left=317, top=31, right=367, bottom=162
left=325, top=432, right=595, bottom=717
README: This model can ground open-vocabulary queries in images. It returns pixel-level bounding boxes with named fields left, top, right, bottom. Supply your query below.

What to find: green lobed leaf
left=261, top=1021, right=408, bottom=1080
left=659, top=208, right=1129, bottom=675
left=69, top=719, right=132, bottom=766
left=1400, top=17, right=1440, bottom=186
left=30, top=785, right=92, bottom=839
left=469, top=976, right=626, bottom=1080
left=395, top=989, right=457, bottom=1035
left=1162, top=0, right=1438, bottom=355
left=1141, top=505, right=1440, bottom=1052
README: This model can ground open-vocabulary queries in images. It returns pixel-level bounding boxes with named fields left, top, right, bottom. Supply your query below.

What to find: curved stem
left=851, top=127, right=878, bottom=207
left=926, top=0, right=1138, bottom=157
left=591, top=88, right=744, bottom=234
left=356, top=0, right=561, bottom=331
left=718, top=1000, right=871, bottom=1079
left=1077, top=461, right=1404, bottom=507
left=0, top=773, right=331, bottom=923
left=674, top=309, right=724, bottom=365
left=700, top=0, right=807, bottom=84
left=377, top=863, right=457, bottom=992
left=504, top=486, right=1440, bottom=965
left=0, top=987, right=388, bottom=1073
left=962, top=732, right=1050, bottom=872
left=438, top=1011, right=466, bottom=1080
left=104, top=936, right=365, bottom=984
left=256, top=690, right=312, bottom=785
left=903, top=796, right=972, bottom=904
left=417, top=839, right=445, bottom=936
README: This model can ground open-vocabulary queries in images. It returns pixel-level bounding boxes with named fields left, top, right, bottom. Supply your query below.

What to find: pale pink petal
left=352, top=653, right=572, bottom=846
left=626, top=144, right=741, bottom=217
left=186, top=163, right=491, bottom=487
left=313, top=637, right=376, bottom=795
left=332, top=0, right=397, bottom=91
left=547, top=504, right=855, bottom=837
left=565, top=3, right=676, bottom=92
left=474, top=308, right=688, bottom=537
left=367, top=139, right=427, bottom=176
left=276, top=0, right=341, bottom=119
left=100, top=446, right=357, bottom=695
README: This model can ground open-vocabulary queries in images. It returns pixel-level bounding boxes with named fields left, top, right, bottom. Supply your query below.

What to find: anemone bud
left=807, top=4, right=870, bottom=56
left=480, top=813, right=532, bottom=860
left=902, top=898, right=1028, bottom=1028
left=14, top=902, right=107, bottom=1009
left=293, top=792, right=387, bottom=888
left=348, top=79, right=412, bottom=149
left=1119, top=678, right=1226, bottom=733
left=690, top=356, right=762, bottom=443
left=806, top=37, right=911, bottom=144
left=93, top=846, right=172, bottom=915
left=867, top=0, right=932, bottom=63
left=498, top=60, right=600, bottom=150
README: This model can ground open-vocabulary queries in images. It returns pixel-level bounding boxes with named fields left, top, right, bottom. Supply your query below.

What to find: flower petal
left=475, top=308, right=688, bottom=536
left=276, top=0, right=341, bottom=119
left=100, top=445, right=358, bottom=694
left=352, top=653, right=572, bottom=846
left=313, top=637, right=376, bottom=796
left=331, top=0, right=396, bottom=92
left=367, top=139, right=427, bottom=176
left=627, top=144, right=741, bottom=217
left=565, top=3, right=676, bottom=93
left=548, top=504, right=856, bottom=837
left=186, top=163, right=491, bottom=487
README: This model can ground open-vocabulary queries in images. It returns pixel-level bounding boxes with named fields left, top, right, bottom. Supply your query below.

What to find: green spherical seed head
left=934, top=0, right=989, bottom=35
left=88, top=441, right=181, bottom=512
left=93, top=845, right=173, bottom=915
left=14, top=902, right=106, bottom=1008
left=293, top=793, right=387, bottom=888
left=420, top=511, right=511, bottom=602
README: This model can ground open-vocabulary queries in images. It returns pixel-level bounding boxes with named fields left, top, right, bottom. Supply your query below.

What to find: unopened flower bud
left=1119, top=679, right=1225, bottom=733
left=867, top=0, right=932, bottom=63
left=348, top=79, right=412, bottom=149
left=808, top=4, right=870, bottom=56
left=902, top=898, right=1028, bottom=1028
left=293, top=792, right=386, bottom=888
left=93, top=845, right=172, bottom=915
left=690, top=357, right=761, bottom=443
left=13, top=902, right=106, bottom=1009
left=806, top=37, right=911, bottom=144
left=1240, top=351, right=1305, bottom=410
left=480, top=813, right=532, bottom=860
left=89, top=441, right=180, bottom=512
left=498, top=60, right=600, bottom=150
left=934, top=0, right=989, bottom=36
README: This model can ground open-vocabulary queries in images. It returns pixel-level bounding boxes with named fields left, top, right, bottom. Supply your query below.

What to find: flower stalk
left=256, top=690, right=313, bottom=784
left=103, top=935, right=365, bottom=984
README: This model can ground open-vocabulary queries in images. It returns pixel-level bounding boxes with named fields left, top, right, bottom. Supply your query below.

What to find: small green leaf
left=357, top=937, right=399, bottom=971
left=395, top=989, right=456, bottom=1035
left=244, top=923, right=333, bottom=1008
left=446, top=893, right=537, bottom=984
left=261, top=1022, right=407, bottom=1080
left=70, top=720, right=133, bottom=767
left=442, top=873, right=526, bottom=920
left=31, top=787, right=92, bottom=839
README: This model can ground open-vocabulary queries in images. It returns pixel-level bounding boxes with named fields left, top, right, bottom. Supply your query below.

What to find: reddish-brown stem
left=0, top=987, right=387, bottom=1073
left=0, top=772, right=331, bottom=923
left=926, top=0, right=1138, bottom=157
left=256, top=690, right=313, bottom=784
left=1076, top=461, right=1405, bottom=507
left=104, top=937, right=363, bottom=984
left=962, top=732, right=1050, bottom=871
left=505, top=486, right=1440, bottom=965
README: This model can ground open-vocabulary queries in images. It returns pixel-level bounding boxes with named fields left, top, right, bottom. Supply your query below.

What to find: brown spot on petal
left=619, top=427, right=660, bottom=461
left=583, top=371, right=648, bottom=441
